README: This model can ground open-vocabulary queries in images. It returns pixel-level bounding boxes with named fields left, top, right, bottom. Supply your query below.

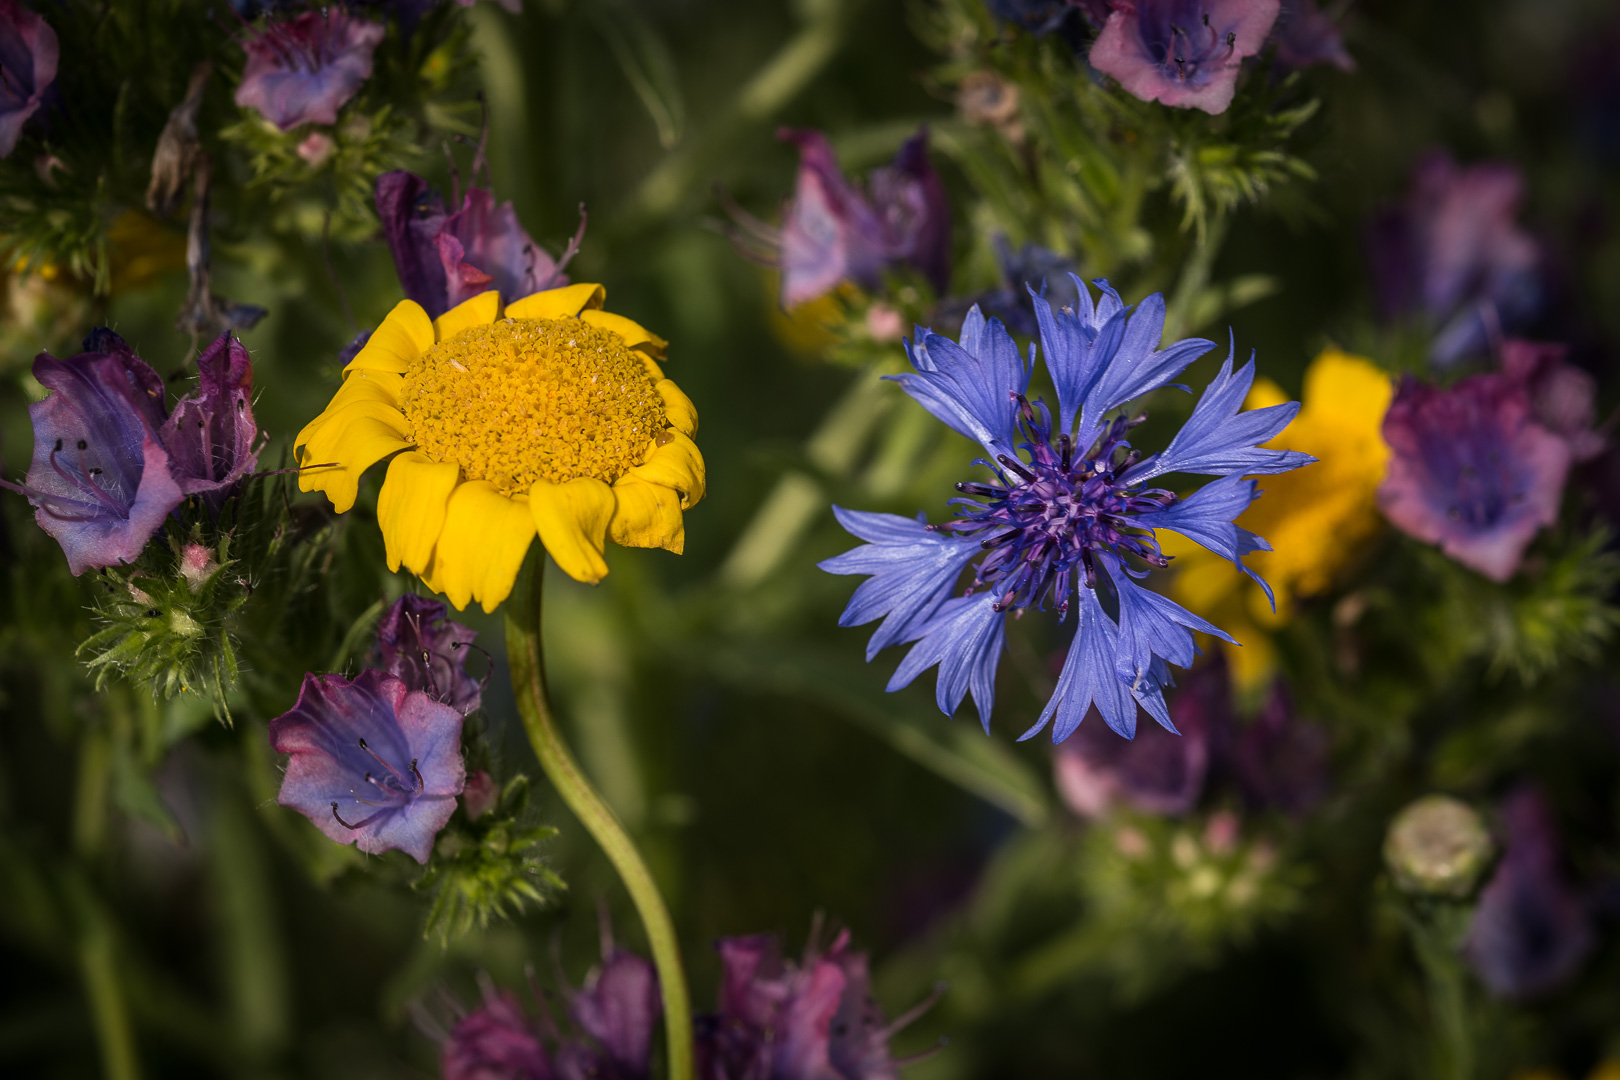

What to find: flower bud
left=1383, top=795, right=1494, bottom=898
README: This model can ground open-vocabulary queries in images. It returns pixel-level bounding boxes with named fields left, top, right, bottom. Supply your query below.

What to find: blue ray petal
left=888, top=308, right=1031, bottom=458
left=1122, top=342, right=1315, bottom=484
left=1080, top=292, right=1216, bottom=432
left=819, top=507, right=981, bottom=660
left=1102, top=557, right=1236, bottom=689
left=1132, top=473, right=1280, bottom=610
left=1022, top=584, right=1138, bottom=743
left=884, top=592, right=1007, bottom=729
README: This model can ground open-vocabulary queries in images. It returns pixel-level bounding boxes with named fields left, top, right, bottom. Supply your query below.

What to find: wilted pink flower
left=234, top=10, right=385, bottom=131
left=1378, top=373, right=1570, bottom=582
left=1089, top=0, right=1281, bottom=115
left=0, top=0, right=58, bottom=158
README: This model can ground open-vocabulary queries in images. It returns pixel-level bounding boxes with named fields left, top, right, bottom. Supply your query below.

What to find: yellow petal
left=309, top=372, right=405, bottom=439
left=641, top=355, right=666, bottom=382
left=432, top=290, right=501, bottom=342
left=529, top=477, right=615, bottom=584
left=295, top=401, right=413, bottom=513
left=609, top=475, right=684, bottom=553
left=423, top=481, right=536, bottom=612
left=580, top=309, right=668, bottom=359
left=655, top=378, right=697, bottom=436
left=378, top=452, right=460, bottom=574
left=345, top=300, right=433, bottom=378
left=628, top=430, right=705, bottom=509
left=505, top=283, right=605, bottom=320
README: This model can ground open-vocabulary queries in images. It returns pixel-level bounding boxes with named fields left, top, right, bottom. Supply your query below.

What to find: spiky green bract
left=416, top=773, right=564, bottom=946
left=1420, top=528, right=1620, bottom=684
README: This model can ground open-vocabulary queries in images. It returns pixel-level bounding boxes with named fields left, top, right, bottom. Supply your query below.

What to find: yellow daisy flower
left=1164, top=348, right=1393, bottom=690
left=294, top=284, right=703, bottom=612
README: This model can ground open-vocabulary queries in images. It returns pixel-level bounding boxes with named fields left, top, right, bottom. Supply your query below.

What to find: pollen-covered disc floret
left=403, top=318, right=667, bottom=495
left=820, top=276, right=1315, bottom=744
left=946, top=398, right=1174, bottom=615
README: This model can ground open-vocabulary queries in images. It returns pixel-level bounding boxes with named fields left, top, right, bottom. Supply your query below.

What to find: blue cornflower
left=820, top=276, right=1313, bottom=743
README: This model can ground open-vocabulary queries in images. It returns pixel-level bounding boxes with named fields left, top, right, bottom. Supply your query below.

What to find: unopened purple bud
left=163, top=333, right=260, bottom=510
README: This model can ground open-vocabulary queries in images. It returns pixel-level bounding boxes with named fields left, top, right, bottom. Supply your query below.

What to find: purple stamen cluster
left=942, top=398, right=1175, bottom=614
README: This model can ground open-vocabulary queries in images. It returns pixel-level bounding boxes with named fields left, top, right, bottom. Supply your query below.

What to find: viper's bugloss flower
left=0, top=0, right=58, bottom=158
left=1464, top=788, right=1595, bottom=999
left=296, top=286, right=702, bottom=610
left=1378, top=372, right=1569, bottom=583
left=1368, top=153, right=1541, bottom=367
left=771, top=128, right=950, bottom=308
left=696, top=928, right=923, bottom=1080
left=559, top=947, right=662, bottom=1080
left=822, top=277, right=1312, bottom=742
left=268, top=670, right=465, bottom=863
left=1090, top=0, right=1281, bottom=115
left=376, top=170, right=580, bottom=321
left=164, top=332, right=260, bottom=509
left=234, top=9, right=385, bottom=131
left=1054, top=658, right=1221, bottom=817
left=1165, top=349, right=1391, bottom=690
left=374, top=594, right=485, bottom=715
left=441, top=988, right=552, bottom=1080
left=3, top=332, right=183, bottom=575
left=1272, top=0, right=1353, bottom=71
left=1501, top=339, right=1607, bottom=464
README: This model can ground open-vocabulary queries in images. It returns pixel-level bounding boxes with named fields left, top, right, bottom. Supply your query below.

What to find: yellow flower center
left=401, top=317, right=666, bottom=494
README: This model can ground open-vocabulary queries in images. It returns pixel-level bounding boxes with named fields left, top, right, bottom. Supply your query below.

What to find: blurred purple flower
left=1054, top=659, right=1221, bottom=818
left=1230, top=682, right=1329, bottom=814
left=373, top=594, right=486, bottom=715
left=2, top=331, right=183, bottom=575
left=162, top=332, right=260, bottom=510
left=1500, top=339, right=1607, bottom=464
left=748, top=128, right=950, bottom=308
left=442, top=987, right=554, bottom=1080
left=988, top=0, right=1107, bottom=35
left=375, top=170, right=581, bottom=320
left=1272, top=0, right=1352, bottom=71
left=1367, top=153, right=1542, bottom=367
left=1463, top=788, right=1595, bottom=1000
left=1377, top=373, right=1570, bottom=582
left=557, top=944, right=661, bottom=1080
left=0, top=0, right=57, bottom=158
left=234, top=9, right=385, bottom=131
left=941, top=237, right=1080, bottom=339
left=268, top=670, right=465, bottom=864
left=1090, top=0, right=1281, bottom=115
left=696, top=927, right=926, bottom=1080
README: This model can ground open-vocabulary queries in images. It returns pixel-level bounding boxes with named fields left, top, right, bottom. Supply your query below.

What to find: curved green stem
left=504, top=561, right=693, bottom=1080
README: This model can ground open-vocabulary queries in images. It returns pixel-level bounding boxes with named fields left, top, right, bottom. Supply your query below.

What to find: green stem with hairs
left=504, top=560, right=693, bottom=1080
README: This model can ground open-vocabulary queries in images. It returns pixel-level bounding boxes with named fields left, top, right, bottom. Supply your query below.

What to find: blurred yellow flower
left=296, top=285, right=703, bottom=612
left=1163, top=348, right=1393, bottom=689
